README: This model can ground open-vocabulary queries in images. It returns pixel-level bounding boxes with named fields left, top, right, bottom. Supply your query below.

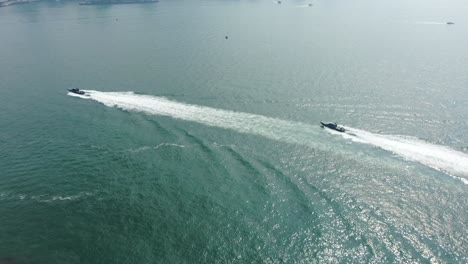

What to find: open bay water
left=1, top=0, right=467, bottom=263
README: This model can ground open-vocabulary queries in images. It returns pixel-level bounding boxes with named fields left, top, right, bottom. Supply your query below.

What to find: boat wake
left=415, top=21, right=446, bottom=25
left=336, top=128, right=468, bottom=184
left=76, top=90, right=326, bottom=147
left=67, top=92, right=91, bottom=99
left=71, top=90, right=468, bottom=184
left=296, top=4, right=313, bottom=8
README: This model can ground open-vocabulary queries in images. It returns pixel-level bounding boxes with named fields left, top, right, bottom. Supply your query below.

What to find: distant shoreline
left=79, top=0, right=158, bottom=5
left=0, top=0, right=158, bottom=8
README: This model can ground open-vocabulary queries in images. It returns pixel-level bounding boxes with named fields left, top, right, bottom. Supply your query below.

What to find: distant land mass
left=0, top=0, right=157, bottom=7
left=79, top=0, right=158, bottom=5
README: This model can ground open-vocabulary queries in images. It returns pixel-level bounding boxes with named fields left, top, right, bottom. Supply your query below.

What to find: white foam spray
left=72, top=90, right=468, bottom=184
left=79, top=90, right=325, bottom=148
left=415, top=21, right=446, bottom=25
left=67, top=92, right=91, bottom=99
left=337, top=127, right=468, bottom=184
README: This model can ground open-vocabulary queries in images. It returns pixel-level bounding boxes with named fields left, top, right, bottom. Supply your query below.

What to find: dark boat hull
left=320, top=122, right=345, bottom=132
left=68, top=89, right=85, bottom=95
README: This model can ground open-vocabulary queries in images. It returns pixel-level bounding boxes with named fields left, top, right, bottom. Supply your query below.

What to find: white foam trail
left=67, top=92, right=91, bottom=99
left=71, top=90, right=468, bottom=184
left=79, top=90, right=327, bottom=148
left=341, top=127, right=468, bottom=184
left=415, top=21, right=446, bottom=25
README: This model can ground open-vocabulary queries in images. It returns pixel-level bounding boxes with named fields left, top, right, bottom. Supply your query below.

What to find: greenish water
left=1, top=0, right=467, bottom=263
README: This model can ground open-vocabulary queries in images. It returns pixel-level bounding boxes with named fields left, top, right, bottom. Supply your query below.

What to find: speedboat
left=68, top=88, right=85, bottom=95
left=447, top=22, right=455, bottom=25
left=320, top=122, right=345, bottom=132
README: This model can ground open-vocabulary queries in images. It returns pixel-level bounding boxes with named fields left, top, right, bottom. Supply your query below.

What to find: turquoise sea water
left=1, top=0, right=467, bottom=263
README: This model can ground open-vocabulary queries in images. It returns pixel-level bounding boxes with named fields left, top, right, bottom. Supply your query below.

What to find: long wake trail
left=341, top=128, right=468, bottom=184
left=72, top=90, right=468, bottom=184
left=79, top=90, right=326, bottom=147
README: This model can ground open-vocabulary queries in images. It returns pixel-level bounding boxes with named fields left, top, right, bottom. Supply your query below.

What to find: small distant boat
left=68, top=88, right=85, bottom=95
left=320, top=122, right=345, bottom=132
left=308, top=3, right=313, bottom=7
left=446, top=22, right=455, bottom=25
left=277, top=1, right=281, bottom=4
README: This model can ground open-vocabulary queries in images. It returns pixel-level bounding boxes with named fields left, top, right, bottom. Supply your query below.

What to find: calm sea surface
left=0, top=0, right=467, bottom=263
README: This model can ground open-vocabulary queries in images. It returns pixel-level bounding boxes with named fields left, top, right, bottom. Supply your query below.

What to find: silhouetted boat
left=68, top=88, right=85, bottom=95
left=320, top=122, right=345, bottom=132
